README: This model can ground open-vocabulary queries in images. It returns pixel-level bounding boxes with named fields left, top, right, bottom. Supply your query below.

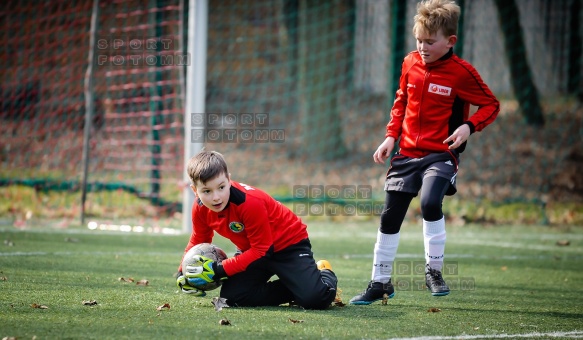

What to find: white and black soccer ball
left=182, top=243, right=228, bottom=291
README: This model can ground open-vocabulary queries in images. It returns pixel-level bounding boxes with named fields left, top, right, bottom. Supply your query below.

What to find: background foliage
left=0, top=0, right=582, bottom=226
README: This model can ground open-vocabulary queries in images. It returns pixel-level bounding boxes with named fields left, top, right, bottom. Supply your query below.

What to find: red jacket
left=386, top=49, right=499, bottom=158
left=180, top=181, right=308, bottom=277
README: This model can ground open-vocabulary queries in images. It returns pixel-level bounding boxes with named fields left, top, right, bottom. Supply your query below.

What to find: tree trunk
left=493, top=0, right=545, bottom=126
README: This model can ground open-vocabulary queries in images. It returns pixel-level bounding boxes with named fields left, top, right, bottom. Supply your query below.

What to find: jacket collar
left=421, top=48, right=454, bottom=68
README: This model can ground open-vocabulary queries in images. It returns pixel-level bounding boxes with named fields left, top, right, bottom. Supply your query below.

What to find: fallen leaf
left=381, top=293, right=389, bottom=305
left=156, top=303, right=171, bottom=311
left=219, top=318, right=231, bottom=326
left=333, top=288, right=345, bottom=307
left=4, top=239, right=14, bottom=246
left=289, top=318, right=304, bottom=324
left=556, top=240, right=570, bottom=246
left=3, top=337, right=17, bottom=340
left=136, top=280, right=149, bottom=286
left=474, top=327, right=480, bottom=330
left=31, top=303, right=48, bottom=309
left=82, top=300, right=98, bottom=306
left=211, top=297, right=229, bottom=312
left=0, top=276, right=7, bottom=281
left=427, top=308, right=441, bottom=313
left=118, top=277, right=135, bottom=283
left=501, top=266, right=508, bottom=271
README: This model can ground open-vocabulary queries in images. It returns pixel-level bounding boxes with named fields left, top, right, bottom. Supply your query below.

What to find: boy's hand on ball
left=185, top=255, right=216, bottom=286
left=177, top=272, right=207, bottom=296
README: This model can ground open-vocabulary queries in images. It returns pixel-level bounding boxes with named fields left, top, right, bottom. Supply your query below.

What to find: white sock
left=371, top=231, right=400, bottom=283
left=423, top=217, right=446, bottom=271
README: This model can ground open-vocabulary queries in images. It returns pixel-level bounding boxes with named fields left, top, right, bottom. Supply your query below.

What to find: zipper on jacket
left=416, top=69, right=431, bottom=148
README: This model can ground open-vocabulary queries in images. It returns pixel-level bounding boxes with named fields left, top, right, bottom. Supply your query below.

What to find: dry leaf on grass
left=82, top=300, right=98, bottom=306
left=501, top=266, right=508, bottom=271
left=118, top=277, right=135, bottom=283
left=219, top=318, right=231, bottom=326
left=332, top=287, right=346, bottom=307
left=156, top=303, right=171, bottom=311
left=31, top=303, right=48, bottom=309
left=0, top=276, right=7, bottom=281
left=381, top=293, right=389, bottom=305
left=211, top=297, right=229, bottom=312
left=289, top=318, right=304, bottom=324
left=427, top=308, right=441, bottom=313
left=556, top=240, right=570, bottom=246
left=136, top=280, right=149, bottom=286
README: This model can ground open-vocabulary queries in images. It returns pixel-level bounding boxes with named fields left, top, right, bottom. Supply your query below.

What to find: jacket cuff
left=464, top=121, right=476, bottom=134
left=212, top=262, right=227, bottom=280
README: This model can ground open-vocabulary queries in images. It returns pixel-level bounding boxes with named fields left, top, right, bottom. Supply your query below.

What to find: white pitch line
left=447, top=239, right=582, bottom=252
left=387, top=330, right=583, bottom=340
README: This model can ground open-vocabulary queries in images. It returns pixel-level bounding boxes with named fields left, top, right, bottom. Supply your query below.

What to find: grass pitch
left=1, top=222, right=582, bottom=339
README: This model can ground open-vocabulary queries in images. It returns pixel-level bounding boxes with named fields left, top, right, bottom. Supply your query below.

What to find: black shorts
left=384, top=150, right=459, bottom=196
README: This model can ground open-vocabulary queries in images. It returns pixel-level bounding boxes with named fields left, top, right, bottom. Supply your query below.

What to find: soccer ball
left=182, top=243, right=228, bottom=291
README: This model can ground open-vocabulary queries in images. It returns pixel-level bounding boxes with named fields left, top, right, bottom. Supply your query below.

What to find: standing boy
left=176, top=150, right=338, bottom=310
left=350, top=0, right=499, bottom=305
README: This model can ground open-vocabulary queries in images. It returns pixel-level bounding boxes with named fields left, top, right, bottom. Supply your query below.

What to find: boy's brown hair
left=187, top=150, right=229, bottom=186
left=413, top=0, right=460, bottom=37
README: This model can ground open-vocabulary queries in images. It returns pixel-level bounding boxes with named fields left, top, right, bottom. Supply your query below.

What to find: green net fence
left=1, top=0, right=582, bottom=226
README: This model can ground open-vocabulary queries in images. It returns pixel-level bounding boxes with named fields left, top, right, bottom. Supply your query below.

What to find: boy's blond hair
left=413, top=0, right=460, bottom=37
left=187, top=150, right=229, bottom=186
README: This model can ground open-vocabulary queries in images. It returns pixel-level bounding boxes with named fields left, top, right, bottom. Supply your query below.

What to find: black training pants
left=219, top=239, right=338, bottom=310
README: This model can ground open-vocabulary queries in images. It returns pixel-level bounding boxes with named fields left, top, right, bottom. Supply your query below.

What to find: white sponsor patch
left=428, top=83, right=452, bottom=96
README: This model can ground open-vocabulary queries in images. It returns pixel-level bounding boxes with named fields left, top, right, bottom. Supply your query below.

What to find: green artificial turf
left=1, top=222, right=582, bottom=339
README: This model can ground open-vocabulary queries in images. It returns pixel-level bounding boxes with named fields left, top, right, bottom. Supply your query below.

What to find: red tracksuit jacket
left=387, top=49, right=499, bottom=158
left=180, top=181, right=308, bottom=277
